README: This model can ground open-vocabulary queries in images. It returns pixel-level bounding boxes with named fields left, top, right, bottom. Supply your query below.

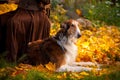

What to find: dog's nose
left=77, top=34, right=81, bottom=38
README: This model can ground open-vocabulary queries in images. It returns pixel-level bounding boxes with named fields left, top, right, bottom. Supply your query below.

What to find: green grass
left=25, top=70, right=49, bottom=80
left=81, top=71, right=120, bottom=80
left=0, top=52, right=16, bottom=68
left=82, top=1, right=120, bottom=27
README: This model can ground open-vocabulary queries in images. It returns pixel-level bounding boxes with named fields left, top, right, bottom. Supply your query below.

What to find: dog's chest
left=63, top=43, right=78, bottom=65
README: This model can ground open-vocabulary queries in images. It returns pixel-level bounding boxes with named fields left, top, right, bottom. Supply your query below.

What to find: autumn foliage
left=0, top=3, right=120, bottom=80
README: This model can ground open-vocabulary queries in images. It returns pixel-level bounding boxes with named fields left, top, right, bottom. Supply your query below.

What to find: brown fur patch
left=27, top=38, right=66, bottom=68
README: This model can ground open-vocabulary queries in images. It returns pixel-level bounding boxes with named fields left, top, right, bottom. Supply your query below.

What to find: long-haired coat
left=27, top=19, right=100, bottom=72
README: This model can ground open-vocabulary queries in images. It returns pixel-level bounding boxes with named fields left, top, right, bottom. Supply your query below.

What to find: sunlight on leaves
left=45, top=62, right=56, bottom=71
left=0, top=3, right=17, bottom=14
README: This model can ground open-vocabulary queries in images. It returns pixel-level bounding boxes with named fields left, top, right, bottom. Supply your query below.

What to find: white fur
left=56, top=61, right=101, bottom=72
left=62, top=20, right=80, bottom=65
left=56, top=64, right=93, bottom=72
left=64, top=41, right=78, bottom=65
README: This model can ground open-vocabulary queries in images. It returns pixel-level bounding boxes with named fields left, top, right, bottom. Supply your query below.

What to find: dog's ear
left=60, top=23, right=67, bottom=29
left=60, top=23, right=70, bottom=30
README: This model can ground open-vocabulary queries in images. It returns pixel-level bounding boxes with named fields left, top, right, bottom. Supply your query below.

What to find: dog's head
left=55, top=19, right=81, bottom=43
left=61, top=19, right=81, bottom=39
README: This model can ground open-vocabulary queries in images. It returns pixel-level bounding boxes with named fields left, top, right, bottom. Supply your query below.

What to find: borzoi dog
left=27, top=19, right=100, bottom=72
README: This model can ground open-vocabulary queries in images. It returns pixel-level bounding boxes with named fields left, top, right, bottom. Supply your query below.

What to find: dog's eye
left=71, top=24, right=75, bottom=27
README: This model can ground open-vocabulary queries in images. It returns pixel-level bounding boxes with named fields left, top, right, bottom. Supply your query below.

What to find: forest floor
left=0, top=26, right=120, bottom=80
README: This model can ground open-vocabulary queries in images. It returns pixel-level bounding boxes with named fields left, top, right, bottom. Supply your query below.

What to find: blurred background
left=50, top=0, right=120, bottom=27
left=0, top=0, right=120, bottom=26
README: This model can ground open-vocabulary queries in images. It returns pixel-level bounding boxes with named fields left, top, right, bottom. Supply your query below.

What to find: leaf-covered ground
left=0, top=24, right=120, bottom=80
left=0, top=3, right=120, bottom=80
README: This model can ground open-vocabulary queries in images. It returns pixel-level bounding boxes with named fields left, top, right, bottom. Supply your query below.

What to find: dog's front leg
left=71, top=62, right=101, bottom=71
left=56, top=65, right=93, bottom=72
left=71, top=62, right=100, bottom=67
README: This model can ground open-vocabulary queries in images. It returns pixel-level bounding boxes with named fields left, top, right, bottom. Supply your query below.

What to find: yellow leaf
left=76, top=9, right=82, bottom=16
left=57, top=75, right=62, bottom=79
left=72, top=73, right=83, bottom=78
left=53, top=15, right=58, bottom=20
left=0, top=3, right=17, bottom=15
left=80, top=71, right=89, bottom=76
left=45, top=62, right=56, bottom=71
left=81, top=42, right=90, bottom=49
left=63, top=72, right=67, bottom=78
left=35, top=64, right=47, bottom=72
